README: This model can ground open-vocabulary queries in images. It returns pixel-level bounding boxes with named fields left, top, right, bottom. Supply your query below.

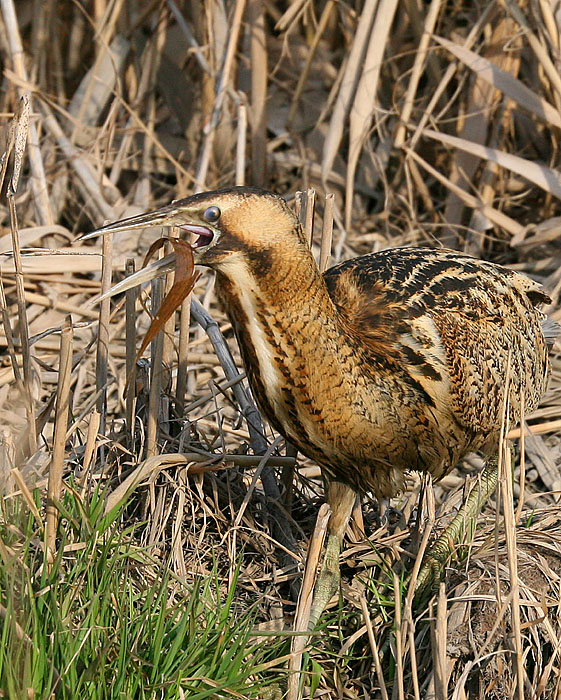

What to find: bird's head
left=81, top=186, right=310, bottom=362
left=81, top=187, right=304, bottom=291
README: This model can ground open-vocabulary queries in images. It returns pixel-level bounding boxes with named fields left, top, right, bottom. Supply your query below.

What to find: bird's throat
left=214, top=248, right=343, bottom=450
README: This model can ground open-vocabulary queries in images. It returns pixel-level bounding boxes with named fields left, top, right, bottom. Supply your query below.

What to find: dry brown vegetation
left=1, top=1, right=561, bottom=698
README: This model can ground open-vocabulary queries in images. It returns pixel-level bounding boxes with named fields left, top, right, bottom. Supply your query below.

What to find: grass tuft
left=0, top=486, right=288, bottom=699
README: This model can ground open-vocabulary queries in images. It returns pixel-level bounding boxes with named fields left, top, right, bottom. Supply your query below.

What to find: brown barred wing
left=323, top=247, right=551, bottom=434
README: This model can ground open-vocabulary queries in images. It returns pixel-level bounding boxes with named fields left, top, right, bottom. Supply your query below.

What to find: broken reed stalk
left=294, top=190, right=302, bottom=220
left=304, top=188, right=315, bottom=246
left=46, top=315, right=73, bottom=565
left=96, top=234, right=112, bottom=435
left=319, top=193, right=334, bottom=272
left=146, top=277, right=164, bottom=458
left=125, top=258, right=137, bottom=445
left=7, top=194, right=37, bottom=455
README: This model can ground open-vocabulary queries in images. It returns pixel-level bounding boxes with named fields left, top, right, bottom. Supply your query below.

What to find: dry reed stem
left=79, top=409, right=100, bottom=492
left=321, top=0, right=378, bottom=181
left=194, top=0, right=247, bottom=191
left=502, top=443, right=525, bottom=700
left=45, top=315, right=73, bottom=565
left=506, top=418, right=561, bottom=439
left=496, top=353, right=524, bottom=699
left=1, top=2, right=52, bottom=224
left=11, top=466, right=42, bottom=526
left=406, top=611, right=421, bottom=700
left=402, top=483, right=435, bottom=697
left=146, top=277, right=164, bottom=458
left=7, top=196, right=37, bottom=456
left=96, top=234, right=112, bottom=434
left=125, top=258, right=137, bottom=442
left=434, top=582, right=448, bottom=699
left=288, top=502, right=331, bottom=700
left=514, top=393, right=525, bottom=525
left=344, top=0, right=399, bottom=229
left=249, top=0, right=267, bottom=187
left=287, top=0, right=336, bottom=129
left=394, top=0, right=442, bottom=148
left=175, top=295, right=191, bottom=415
left=393, top=569, right=405, bottom=700
left=235, top=96, right=247, bottom=187
left=303, top=188, right=315, bottom=246
left=359, top=595, right=389, bottom=700
left=319, top=193, right=334, bottom=273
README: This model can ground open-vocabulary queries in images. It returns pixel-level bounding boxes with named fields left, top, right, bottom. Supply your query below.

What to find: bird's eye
left=203, top=206, right=221, bottom=223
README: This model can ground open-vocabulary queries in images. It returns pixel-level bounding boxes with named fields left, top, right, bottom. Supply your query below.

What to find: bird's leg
left=308, top=480, right=357, bottom=630
left=415, top=452, right=502, bottom=595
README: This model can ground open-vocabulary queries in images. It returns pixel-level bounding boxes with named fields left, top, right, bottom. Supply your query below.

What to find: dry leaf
left=135, top=238, right=199, bottom=362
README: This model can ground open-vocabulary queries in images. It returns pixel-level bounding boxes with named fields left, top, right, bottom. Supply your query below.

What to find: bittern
left=85, top=186, right=556, bottom=626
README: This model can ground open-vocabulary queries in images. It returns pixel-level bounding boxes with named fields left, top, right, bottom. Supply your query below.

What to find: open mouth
left=180, top=224, right=214, bottom=249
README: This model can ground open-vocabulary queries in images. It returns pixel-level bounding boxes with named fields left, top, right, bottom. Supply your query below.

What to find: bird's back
left=319, top=247, right=552, bottom=494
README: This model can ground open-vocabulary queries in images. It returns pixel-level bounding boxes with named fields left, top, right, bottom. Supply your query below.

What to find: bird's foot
left=414, top=453, right=501, bottom=597
left=308, top=533, right=341, bottom=630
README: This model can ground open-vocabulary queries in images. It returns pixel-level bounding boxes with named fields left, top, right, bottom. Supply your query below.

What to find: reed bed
left=1, top=1, right=561, bottom=698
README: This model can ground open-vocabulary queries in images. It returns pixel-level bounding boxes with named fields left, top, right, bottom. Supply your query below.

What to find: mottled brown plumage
left=89, top=186, right=555, bottom=621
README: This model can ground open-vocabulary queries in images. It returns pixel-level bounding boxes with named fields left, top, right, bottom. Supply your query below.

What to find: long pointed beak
left=80, top=201, right=207, bottom=306
left=78, top=203, right=180, bottom=241
left=91, top=253, right=176, bottom=305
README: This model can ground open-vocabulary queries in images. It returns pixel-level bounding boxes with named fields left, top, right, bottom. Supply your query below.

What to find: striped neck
left=214, top=240, right=337, bottom=327
left=212, top=243, right=344, bottom=446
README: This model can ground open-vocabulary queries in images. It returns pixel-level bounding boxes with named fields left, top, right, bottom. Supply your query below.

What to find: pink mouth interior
left=180, top=224, right=214, bottom=248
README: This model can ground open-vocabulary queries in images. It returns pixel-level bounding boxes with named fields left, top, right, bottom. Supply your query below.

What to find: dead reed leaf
left=434, top=35, right=561, bottom=130
left=423, top=128, right=561, bottom=201
left=135, top=238, right=199, bottom=363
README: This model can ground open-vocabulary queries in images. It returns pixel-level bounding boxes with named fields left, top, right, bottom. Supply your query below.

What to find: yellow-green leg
left=308, top=480, right=357, bottom=630
left=415, top=453, right=501, bottom=596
